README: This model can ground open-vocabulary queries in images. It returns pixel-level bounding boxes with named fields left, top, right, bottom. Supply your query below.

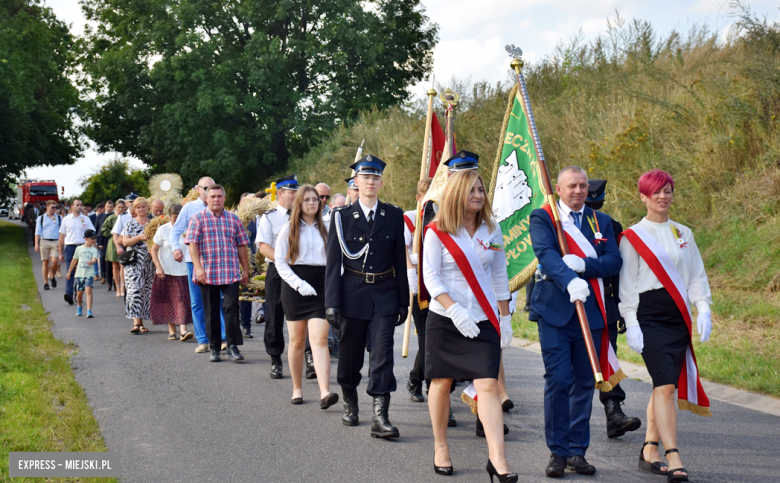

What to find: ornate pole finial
left=438, top=88, right=460, bottom=107
left=505, top=44, right=523, bottom=59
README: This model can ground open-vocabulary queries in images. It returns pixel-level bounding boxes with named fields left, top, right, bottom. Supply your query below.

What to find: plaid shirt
left=185, top=209, right=250, bottom=286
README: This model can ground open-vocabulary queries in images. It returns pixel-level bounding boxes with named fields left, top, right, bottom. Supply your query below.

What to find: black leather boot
left=305, top=348, right=316, bottom=379
left=476, top=416, right=509, bottom=437
left=604, top=398, right=641, bottom=438
left=448, top=408, right=457, bottom=427
left=407, top=380, right=424, bottom=402
left=269, top=355, right=283, bottom=379
left=370, top=394, right=399, bottom=438
left=342, top=388, right=359, bottom=426
left=226, top=345, right=244, bottom=362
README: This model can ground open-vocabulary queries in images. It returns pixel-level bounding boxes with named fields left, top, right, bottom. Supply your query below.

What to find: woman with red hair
left=618, top=169, right=713, bottom=483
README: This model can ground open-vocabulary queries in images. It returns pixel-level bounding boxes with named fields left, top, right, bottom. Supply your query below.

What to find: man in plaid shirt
left=186, top=184, right=250, bottom=362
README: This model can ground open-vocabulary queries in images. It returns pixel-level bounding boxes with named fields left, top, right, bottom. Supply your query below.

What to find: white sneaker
left=195, top=343, right=209, bottom=353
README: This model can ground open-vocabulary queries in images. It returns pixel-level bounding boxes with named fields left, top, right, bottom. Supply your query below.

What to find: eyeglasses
left=319, top=195, right=330, bottom=200
left=302, top=197, right=319, bottom=204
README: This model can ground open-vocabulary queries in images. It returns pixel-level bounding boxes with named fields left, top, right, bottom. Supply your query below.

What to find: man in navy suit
left=528, top=165, right=622, bottom=477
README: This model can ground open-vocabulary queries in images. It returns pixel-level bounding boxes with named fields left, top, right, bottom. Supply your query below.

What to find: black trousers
left=338, top=310, right=397, bottom=396
left=200, top=282, right=242, bottom=349
left=599, top=318, right=626, bottom=404
left=263, top=263, right=286, bottom=356
left=408, top=297, right=429, bottom=387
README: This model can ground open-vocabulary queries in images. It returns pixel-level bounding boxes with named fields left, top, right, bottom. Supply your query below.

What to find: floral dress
left=122, top=219, right=154, bottom=319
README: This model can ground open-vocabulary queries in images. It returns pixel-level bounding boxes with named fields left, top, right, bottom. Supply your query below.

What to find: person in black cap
left=584, top=179, right=642, bottom=439
left=325, top=154, right=409, bottom=438
left=257, top=174, right=300, bottom=379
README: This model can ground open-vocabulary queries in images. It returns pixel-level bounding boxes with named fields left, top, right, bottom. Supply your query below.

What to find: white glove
left=446, top=303, right=480, bottom=339
left=626, top=325, right=644, bottom=353
left=410, top=253, right=419, bottom=266
left=499, top=314, right=513, bottom=349
left=562, top=254, right=586, bottom=273
left=697, top=312, right=712, bottom=343
left=296, top=280, right=317, bottom=296
left=407, top=268, right=418, bottom=295
left=566, top=278, right=590, bottom=303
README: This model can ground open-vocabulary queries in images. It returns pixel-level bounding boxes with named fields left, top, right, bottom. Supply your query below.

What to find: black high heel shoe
left=486, top=459, right=517, bottom=483
left=664, top=449, right=689, bottom=483
left=433, top=443, right=453, bottom=476
left=638, top=441, right=668, bottom=475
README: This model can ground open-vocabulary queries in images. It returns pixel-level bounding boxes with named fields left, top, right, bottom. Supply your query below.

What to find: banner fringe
left=460, top=391, right=479, bottom=416
left=595, top=368, right=627, bottom=393
left=677, top=398, right=713, bottom=417
left=508, top=260, right=538, bottom=293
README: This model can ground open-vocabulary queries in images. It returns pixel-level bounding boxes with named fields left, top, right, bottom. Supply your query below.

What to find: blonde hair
left=417, top=177, right=432, bottom=198
left=133, top=196, right=148, bottom=208
left=436, top=170, right=496, bottom=235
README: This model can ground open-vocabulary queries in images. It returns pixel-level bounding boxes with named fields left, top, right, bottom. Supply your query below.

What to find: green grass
left=0, top=221, right=115, bottom=482
left=511, top=289, right=780, bottom=398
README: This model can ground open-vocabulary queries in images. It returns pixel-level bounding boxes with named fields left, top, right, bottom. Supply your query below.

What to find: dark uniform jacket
left=603, top=218, right=624, bottom=329
left=325, top=200, right=409, bottom=320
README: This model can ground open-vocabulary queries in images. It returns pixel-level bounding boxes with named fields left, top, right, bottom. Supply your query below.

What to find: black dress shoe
left=226, top=345, right=244, bottom=362
left=209, top=349, right=221, bottom=362
left=370, top=394, right=399, bottom=438
left=502, top=399, right=515, bottom=412
left=407, top=380, right=425, bottom=402
left=447, top=408, right=457, bottom=427
left=545, top=454, right=566, bottom=477
left=342, top=388, right=359, bottom=426
left=64, top=293, right=73, bottom=305
left=291, top=397, right=303, bottom=405
left=50, top=278, right=56, bottom=288
left=320, top=392, right=339, bottom=410
left=241, top=327, right=253, bottom=338
left=604, top=398, right=641, bottom=438
left=254, top=313, right=265, bottom=324
left=304, top=348, right=316, bottom=379
left=44, top=283, right=50, bottom=290
left=566, top=455, right=596, bottom=475
left=475, top=416, right=509, bottom=437
left=270, top=355, right=283, bottom=379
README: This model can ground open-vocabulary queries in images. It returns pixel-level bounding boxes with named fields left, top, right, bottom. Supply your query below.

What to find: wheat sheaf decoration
left=235, top=196, right=277, bottom=228
left=144, top=215, right=170, bottom=242
left=149, top=173, right=184, bottom=199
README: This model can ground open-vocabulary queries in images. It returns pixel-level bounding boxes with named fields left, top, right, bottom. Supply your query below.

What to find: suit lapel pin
left=380, top=210, right=385, bottom=217
left=353, top=212, right=360, bottom=219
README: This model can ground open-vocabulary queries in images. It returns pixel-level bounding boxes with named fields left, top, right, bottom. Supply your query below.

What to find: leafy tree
left=79, top=0, right=438, bottom=196
left=78, top=159, right=150, bottom=205
left=0, top=0, right=81, bottom=200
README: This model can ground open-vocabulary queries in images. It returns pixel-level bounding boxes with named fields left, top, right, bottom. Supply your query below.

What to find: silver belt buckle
left=366, top=272, right=375, bottom=284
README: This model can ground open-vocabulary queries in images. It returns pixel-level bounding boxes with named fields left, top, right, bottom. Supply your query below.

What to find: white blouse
left=153, top=222, right=188, bottom=277
left=403, top=209, right=416, bottom=258
left=618, top=218, right=712, bottom=328
left=423, top=221, right=510, bottom=321
left=274, top=219, right=328, bottom=289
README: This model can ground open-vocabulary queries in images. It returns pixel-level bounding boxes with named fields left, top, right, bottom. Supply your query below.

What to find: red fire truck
left=13, top=179, right=60, bottom=219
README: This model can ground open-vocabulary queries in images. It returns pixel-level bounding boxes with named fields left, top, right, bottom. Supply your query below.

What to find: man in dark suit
left=325, top=155, right=409, bottom=439
left=528, top=165, right=622, bottom=477
left=584, top=180, right=641, bottom=439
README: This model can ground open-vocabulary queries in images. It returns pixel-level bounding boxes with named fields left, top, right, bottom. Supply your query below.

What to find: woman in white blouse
left=619, top=169, right=712, bottom=483
left=422, top=170, right=515, bottom=482
left=275, top=185, right=339, bottom=409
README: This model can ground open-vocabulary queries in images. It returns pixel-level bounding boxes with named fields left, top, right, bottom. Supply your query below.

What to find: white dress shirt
left=59, top=214, right=95, bottom=245
left=557, top=200, right=585, bottom=230
left=153, top=222, right=188, bottom=276
left=274, top=219, right=328, bottom=289
left=256, top=205, right=291, bottom=263
left=618, top=217, right=712, bottom=328
left=423, top=221, right=511, bottom=321
left=358, top=198, right=377, bottom=223
left=111, top=212, right=133, bottom=236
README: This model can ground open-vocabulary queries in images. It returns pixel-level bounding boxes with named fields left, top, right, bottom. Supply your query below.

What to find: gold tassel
left=677, top=399, right=713, bottom=417
left=596, top=368, right=627, bottom=393
left=460, top=391, right=479, bottom=416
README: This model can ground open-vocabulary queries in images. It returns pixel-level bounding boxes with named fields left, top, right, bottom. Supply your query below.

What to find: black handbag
left=118, top=248, right=137, bottom=266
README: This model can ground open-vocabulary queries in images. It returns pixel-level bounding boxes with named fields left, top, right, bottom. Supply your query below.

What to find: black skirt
left=425, top=311, right=500, bottom=380
left=281, top=265, right=326, bottom=321
left=638, top=288, right=691, bottom=388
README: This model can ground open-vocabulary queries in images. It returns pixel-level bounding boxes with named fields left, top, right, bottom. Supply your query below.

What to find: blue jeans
left=239, top=301, right=252, bottom=331
left=187, top=262, right=225, bottom=344
left=64, top=244, right=80, bottom=296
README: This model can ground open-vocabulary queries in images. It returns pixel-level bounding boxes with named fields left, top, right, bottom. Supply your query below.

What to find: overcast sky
left=26, top=0, right=780, bottom=197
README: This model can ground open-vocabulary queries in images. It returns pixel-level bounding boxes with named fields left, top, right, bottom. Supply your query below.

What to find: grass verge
left=0, top=221, right=115, bottom=482
left=512, top=288, right=780, bottom=398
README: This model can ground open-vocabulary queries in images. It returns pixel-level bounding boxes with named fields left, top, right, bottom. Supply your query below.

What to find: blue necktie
left=571, top=212, right=581, bottom=230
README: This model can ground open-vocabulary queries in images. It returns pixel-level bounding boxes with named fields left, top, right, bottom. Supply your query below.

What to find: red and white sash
left=542, top=204, right=625, bottom=392
left=621, top=225, right=712, bottom=416
left=427, top=222, right=500, bottom=335
left=403, top=213, right=415, bottom=234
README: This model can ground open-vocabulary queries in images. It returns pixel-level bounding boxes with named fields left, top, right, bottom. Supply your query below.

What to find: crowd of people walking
left=31, top=153, right=713, bottom=481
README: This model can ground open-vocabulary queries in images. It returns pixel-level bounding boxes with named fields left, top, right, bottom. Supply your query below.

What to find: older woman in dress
left=423, top=169, right=515, bottom=481
left=150, top=204, right=194, bottom=340
left=619, top=169, right=713, bottom=483
left=121, top=196, right=155, bottom=333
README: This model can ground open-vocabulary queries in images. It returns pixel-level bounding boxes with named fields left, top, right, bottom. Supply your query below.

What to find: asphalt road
left=19, top=221, right=780, bottom=482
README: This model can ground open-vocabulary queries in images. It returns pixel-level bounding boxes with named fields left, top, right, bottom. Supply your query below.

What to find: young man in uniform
left=584, top=180, right=641, bottom=439
left=325, top=155, right=409, bottom=438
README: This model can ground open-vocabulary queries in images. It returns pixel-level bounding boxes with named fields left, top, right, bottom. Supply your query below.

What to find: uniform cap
left=444, top=150, right=479, bottom=172
left=587, top=179, right=607, bottom=203
left=349, top=155, right=386, bottom=176
left=344, top=177, right=358, bottom=190
left=276, top=174, right=299, bottom=190
left=124, top=192, right=139, bottom=201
